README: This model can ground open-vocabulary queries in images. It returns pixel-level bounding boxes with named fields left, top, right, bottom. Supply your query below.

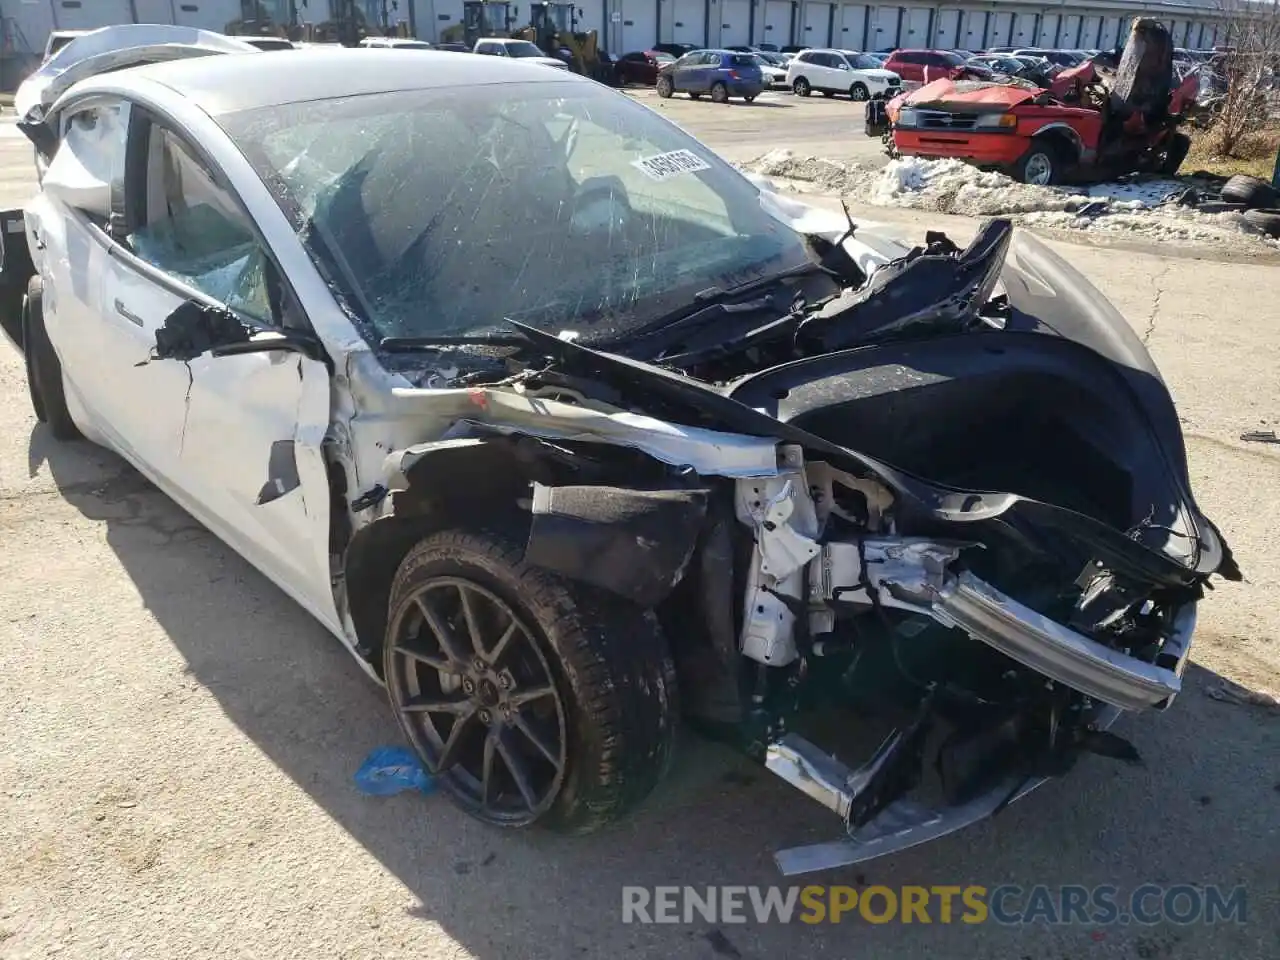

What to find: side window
left=125, top=121, right=275, bottom=325
left=706, top=53, right=721, bottom=66
left=898, top=51, right=921, bottom=64
left=794, top=51, right=810, bottom=63
left=48, top=100, right=128, bottom=223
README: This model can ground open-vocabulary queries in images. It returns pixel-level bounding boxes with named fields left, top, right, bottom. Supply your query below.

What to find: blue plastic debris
left=353, top=746, right=437, bottom=797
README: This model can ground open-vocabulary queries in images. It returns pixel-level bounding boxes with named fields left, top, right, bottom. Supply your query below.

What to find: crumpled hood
left=900, top=78, right=1039, bottom=110
left=15, top=24, right=259, bottom=121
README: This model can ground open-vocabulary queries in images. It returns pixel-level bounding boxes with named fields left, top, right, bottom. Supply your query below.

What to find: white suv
left=786, top=49, right=902, bottom=101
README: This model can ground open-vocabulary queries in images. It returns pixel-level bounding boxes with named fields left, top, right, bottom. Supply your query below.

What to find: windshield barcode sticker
left=632, top=149, right=712, bottom=181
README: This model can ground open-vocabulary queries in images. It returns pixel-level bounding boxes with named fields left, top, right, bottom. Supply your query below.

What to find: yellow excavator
left=443, top=0, right=611, bottom=81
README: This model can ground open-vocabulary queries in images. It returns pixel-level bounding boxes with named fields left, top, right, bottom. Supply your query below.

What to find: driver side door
left=105, top=107, right=340, bottom=629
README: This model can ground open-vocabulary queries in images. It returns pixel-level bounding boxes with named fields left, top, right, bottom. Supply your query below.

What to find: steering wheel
left=569, top=175, right=633, bottom=235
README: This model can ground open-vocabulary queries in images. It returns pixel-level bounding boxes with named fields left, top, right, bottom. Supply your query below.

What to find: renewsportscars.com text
left=621, top=884, right=1248, bottom=926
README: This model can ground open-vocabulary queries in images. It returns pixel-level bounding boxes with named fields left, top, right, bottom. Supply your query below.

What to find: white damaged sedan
left=0, top=35, right=1237, bottom=875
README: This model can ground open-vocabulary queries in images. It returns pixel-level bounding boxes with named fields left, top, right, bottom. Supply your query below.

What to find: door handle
left=114, top=299, right=144, bottom=327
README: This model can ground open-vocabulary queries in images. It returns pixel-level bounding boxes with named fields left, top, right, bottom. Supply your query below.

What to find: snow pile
left=741, top=150, right=1276, bottom=247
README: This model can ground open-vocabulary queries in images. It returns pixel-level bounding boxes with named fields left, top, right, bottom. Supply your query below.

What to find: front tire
left=383, top=528, right=679, bottom=834
left=656, top=75, right=673, bottom=98
left=22, top=276, right=80, bottom=440
left=744, top=94, right=757, bottom=103
left=792, top=76, right=811, bottom=97
left=1014, top=137, right=1061, bottom=186
left=850, top=82, right=869, bottom=101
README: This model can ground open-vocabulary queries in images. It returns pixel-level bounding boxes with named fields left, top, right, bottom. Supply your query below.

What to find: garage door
left=902, top=7, right=928, bottom=46
left=871, top=6, right=899, bottom=50
left=621, top=0, right=659, bottom=49
left=1079, top=16, right=1101, bottom=47
left=717, top=0, right=750, bottom=47
left=761, top=0, right=791, bottom=47
left=576, top=1, right=605, bottom=37
left=990, top=12, right=1012, bottom=47
left=960, top=10, right=985, bottom=48
left=1037, top=13, right=1058, bottom=46
left=171, top=2, right=227, bottom=29
left=54, top=0, right=135, bottom=29
left=1010, top=12, right=1035, bottom=47
left=800, top=2, right=832, bottom=48
left=132, top=0, right=172, bottom=24
left=837, top=4, right=868, bottom=49
left=431, top=0, right=465, bottom=43
left=933, top=8, right=959, bottom=48
left=671, top=0, right=704, bottom=44
left=1059, top=15, right=1081, bottom=47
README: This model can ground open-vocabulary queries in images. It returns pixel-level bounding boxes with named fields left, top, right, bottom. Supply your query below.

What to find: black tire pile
left=1219, top=175, right=1280, bottom=238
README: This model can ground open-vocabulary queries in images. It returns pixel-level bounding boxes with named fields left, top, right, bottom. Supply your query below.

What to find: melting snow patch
left=742, top=151, right=1278, bottom=248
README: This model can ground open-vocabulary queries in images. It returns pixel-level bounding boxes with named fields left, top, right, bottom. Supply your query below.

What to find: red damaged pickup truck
left=878, top=50, right=1199, bottom=185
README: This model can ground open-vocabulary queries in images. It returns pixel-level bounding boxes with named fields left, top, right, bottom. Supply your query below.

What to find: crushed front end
left=365, top=218, right=1236, bottom=875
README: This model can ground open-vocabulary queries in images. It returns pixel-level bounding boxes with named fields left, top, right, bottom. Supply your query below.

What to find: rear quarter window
left=728, top=54, right=757, bottom=67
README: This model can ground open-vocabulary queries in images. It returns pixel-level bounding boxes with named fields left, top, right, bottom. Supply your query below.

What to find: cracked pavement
left=1, top=117, right=1278, bottom=960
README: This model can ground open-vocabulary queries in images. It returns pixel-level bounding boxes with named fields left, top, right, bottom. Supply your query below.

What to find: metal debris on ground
left=353, top=746, right=438, bottom=796
left=1240, top=430, right=1280, bottom=444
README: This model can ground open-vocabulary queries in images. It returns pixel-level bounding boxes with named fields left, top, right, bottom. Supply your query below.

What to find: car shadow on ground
left=31, top=428, right=1278, bottom=960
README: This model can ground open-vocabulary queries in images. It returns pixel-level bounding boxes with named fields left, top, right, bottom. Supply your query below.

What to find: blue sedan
left=655, top=49, right=765, bottom=102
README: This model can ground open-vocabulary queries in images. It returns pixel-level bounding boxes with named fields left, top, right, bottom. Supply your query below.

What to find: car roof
left=114, top=48, right=582, bottom=115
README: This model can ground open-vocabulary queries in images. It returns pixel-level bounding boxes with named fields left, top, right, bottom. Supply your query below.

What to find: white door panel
left=54, top=0, right=136, bottom=29
left=132, top=0, right=174, bottom=24
left=871, top=6, right=899, bottom=49
left=1061, top=15, right=1081, bottom=48
left=718, top=0, right=751, bottom=47
left=903, top=7, right=928, bottom=46
left=1038, top=13, right=1058, bottom=46
left=171, top=2, right=230, bottom=30
left=838, top=4, right=867, bottom=49
left=934, top=9, right=960, bottom=49
left=672, top=0, right=704, bottom=45
left=622, top=0, right=659, bottom=50
left=801, top=2, right=831, bottom=48
left=1011, top=12, right=1034, bottom=47
left=762, top=0, right=790, bottom=47
left=178, top=349, right=337, bottom=621
left=960, top=10, right=983, bottom=49
left=990, top=12, right=1012, bottom=47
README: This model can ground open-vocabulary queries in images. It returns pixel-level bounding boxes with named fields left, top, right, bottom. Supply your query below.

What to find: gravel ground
left=1, top=110, right=1278, bottom=960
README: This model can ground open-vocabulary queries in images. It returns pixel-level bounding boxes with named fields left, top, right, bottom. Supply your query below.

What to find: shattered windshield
left=218, top=82, right=806, bottom=345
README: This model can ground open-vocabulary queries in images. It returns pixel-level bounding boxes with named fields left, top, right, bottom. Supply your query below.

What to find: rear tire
left=383, top=528, right=679, bottom=835
left=710, top=82, right=729, bottom=104
left=792, top=76, right=811, bottom=97
left=22, top=276, right=80, bottom=441
left=850, top=82, right=869, bottom=101
left=656, top=75, right=673, bottom=98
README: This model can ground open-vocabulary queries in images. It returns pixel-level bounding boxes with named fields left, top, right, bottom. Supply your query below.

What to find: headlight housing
left=974, top=112, right=1018, bottom=129
left=895, top=108, right=918, bottom=128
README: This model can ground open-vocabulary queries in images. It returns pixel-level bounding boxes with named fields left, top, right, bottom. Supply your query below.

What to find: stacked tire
left=1220, top=175, right=1280, bottom=239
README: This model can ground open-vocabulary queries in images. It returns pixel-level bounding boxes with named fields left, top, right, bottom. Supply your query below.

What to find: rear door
left=104, top=106, right=338, bottom=624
